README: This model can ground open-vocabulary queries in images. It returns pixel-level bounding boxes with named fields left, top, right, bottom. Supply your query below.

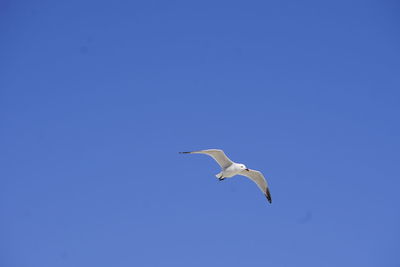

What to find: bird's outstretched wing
left=240, top=169, right=272, bottom=203
left=179, top=149, right=233, bottom=169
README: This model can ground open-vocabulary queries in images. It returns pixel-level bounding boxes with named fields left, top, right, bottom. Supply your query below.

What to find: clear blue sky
left=1, top=0, right=399, bottom=266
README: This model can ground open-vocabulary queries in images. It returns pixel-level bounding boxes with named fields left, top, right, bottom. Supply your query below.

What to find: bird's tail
left=215, top=171, right=223, bottom=179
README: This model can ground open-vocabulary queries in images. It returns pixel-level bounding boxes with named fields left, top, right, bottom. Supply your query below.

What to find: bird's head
left=239, top=164, right=250, bottom=171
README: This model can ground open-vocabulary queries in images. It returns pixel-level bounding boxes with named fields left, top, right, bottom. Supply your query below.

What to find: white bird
left=179, top=149, right=272, bottom=203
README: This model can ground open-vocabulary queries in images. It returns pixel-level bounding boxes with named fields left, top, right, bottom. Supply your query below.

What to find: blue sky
left=1, top=0, right=399, bottom=266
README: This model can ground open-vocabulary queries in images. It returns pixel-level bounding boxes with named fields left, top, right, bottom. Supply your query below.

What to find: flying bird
left=179, top=149, right=272, bottom=203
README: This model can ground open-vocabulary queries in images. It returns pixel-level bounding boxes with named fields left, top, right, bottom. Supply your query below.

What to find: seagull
left=179, top=149, right=272, bottom=203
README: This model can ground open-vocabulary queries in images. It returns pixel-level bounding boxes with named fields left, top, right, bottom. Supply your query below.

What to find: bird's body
left=217, top=163, right=244, bottom=179
left=179, top=149, right=272, bottom=204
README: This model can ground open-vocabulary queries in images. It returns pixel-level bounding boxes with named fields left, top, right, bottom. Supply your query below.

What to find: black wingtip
left=266, top=188, right=272, bottom=204
left=179, top=151, right=191, bottom=154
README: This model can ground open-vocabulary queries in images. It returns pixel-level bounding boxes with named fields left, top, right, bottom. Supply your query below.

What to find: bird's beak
left=245, top=168, right=250, bottom=171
